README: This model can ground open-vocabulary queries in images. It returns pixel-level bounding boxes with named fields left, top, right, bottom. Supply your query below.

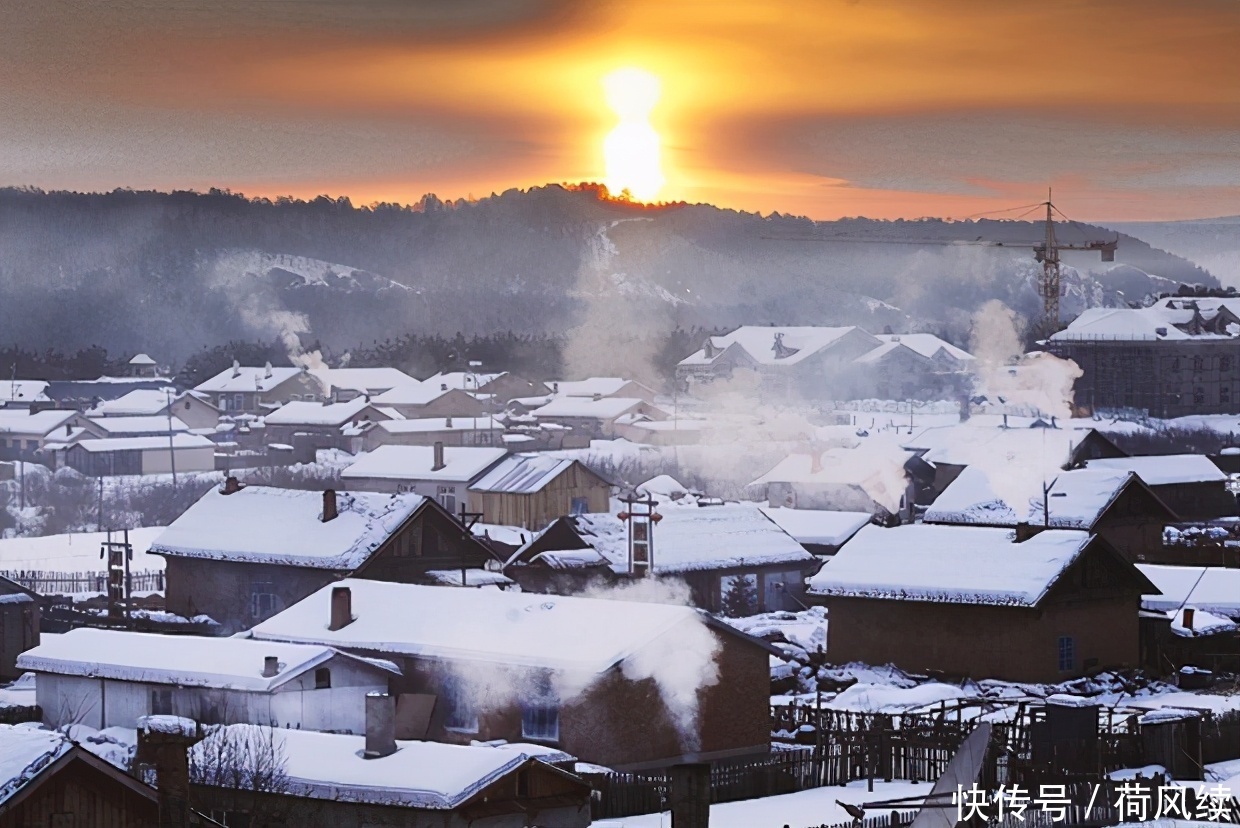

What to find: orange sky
left=4, top=0, right=1240, bottom=220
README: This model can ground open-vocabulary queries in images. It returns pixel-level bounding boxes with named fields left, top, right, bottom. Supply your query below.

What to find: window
left=570, top=497, right=589, bottom=516
left=437, top=485, right=456, bottom=514
left=521, top=676, right=560, bottom=742
left=1171, top=357, right=1181, bottom=373
left=1194, top=387, right=1206, bottom=405
left=251, top=582, right=278, bottom=620
left=151, top=688, right=173, bottom=715
left=233, top=393, right=244, bottom=411
left=1193, top=356, right=1204, bottom=373
left=289, top=394, right=301, bottom=401
left=1057, top=636, right=1075, bottom=672
left=315, top=668, right=331, bottom=689
left=443, top=677, right=478, bottom=732
left=1223, top=386, right=1232, bottom=405
left=184, top=400, right=192, bottom=410
left=1222, top=356, right=1233, bottom=373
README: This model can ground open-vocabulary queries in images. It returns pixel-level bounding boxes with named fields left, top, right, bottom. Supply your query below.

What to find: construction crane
left=761, top=189, right=1118, bottom=332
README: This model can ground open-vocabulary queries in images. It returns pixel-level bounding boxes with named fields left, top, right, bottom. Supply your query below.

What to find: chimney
left=809, top=449, right=824, bottom=475
left=441, top=383, right=448, bottom=391
left=221, top=476, right=242, bottom=495
left=65, top=422, right=72, bottom=436
left=329, top=586, right=352, bottom=631
left=363, top=693, right=398, bottom=759
left=1014, top=522, right=1046, bottom=542
left=592, top=392, right=602, bottom=401
left=552, top=382, right=559, bottom=394
left=432, top=441, right=445, bottom=472
left=1182, top=607, right=1195, bottom=633
left=264, top=361, right=273, bottom=379
left=135, top=718, right=203, bottom=828
left=231, top=359, right=241, bottom=378
left=445, top=416, right=453, bottom=428
left=262, top=656, right=280, bottom=678
left=322, top=489, right=338, bottom=522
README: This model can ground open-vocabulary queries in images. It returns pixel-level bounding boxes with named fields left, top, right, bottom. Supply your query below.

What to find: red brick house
left=808, top=524, right=1159, bottom=682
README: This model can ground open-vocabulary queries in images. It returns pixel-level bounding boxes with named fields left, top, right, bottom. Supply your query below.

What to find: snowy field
left=0, top=527, right=166, bottom=573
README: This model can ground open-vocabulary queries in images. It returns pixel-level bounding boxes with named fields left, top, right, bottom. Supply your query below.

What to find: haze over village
left=2, top=2, right=1240, bottom=827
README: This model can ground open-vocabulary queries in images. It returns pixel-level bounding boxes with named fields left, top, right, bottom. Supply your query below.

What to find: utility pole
left=165, top=388, right=178, bottom=491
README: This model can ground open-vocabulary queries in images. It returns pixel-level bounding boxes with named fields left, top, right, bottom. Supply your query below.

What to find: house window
left=437, top=485, right=456, bottom=514
left=570, top=497, right=589, bottom=516
left=151, top=688, right=173, bottom=716
left=1057, top=636, right=1075, bottom=672
left=442, top=677, right=478, bottom=733
left=251, top=582, right=278, bottom=620
left=290, top=394, right=301, bottom=402
left=233, top=393, right=244, bottom=411
left=315, top=668, right=331, bottom=689
left=1193, top=356, right=1204, bottom=372
left=1222, top=356, right=1233, bottom=373
left=1171, top=357, right=1181, bottom=373
left=1194, top=387, right=1206, bottom=405
left=1222, top=386, right=1231, bottom=405
left=521, top=677, right=560, bottom=742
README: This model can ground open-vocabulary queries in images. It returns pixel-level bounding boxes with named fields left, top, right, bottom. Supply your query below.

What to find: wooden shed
left=468, top=455, right=611, bottom=530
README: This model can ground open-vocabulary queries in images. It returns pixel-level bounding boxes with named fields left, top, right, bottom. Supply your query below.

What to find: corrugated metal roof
left=469, top=454, right=574, bottom=494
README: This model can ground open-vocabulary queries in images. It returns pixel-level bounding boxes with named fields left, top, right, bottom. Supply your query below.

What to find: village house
left=530, top=396, right=669, bottom=439
left=750, top=441, right=913, bottom=520
left=19, top=628, right=398, bottom=732
left=261, top=397, right=390, bottom=450
left=246, top=579, right=775, bottom=770
left=151, top=482, right=498, bottom=632
left=0, top=725, right=164, bottom=826
left=309, top=366, right=422, bottom=401
left=614, top=416, right=708, bottom=446
left=193, top=361, right=325, bottom=414
left=0, top=575, right=39, bottom=679
left=63, top=434, right=217, bottom=477
left=550, top=377, right=658, bottom=403
left=1085, top=454, right=1235, bottom=520
left=467, top=455, right=612, bottom=530
left=505, top=501, right=817, bottom=615
left=1137, top=564, right=1240, bottom=674
left=186, top=722, right=591, bottom=828
left=808, top=524, right=1159, bottom=682
left=0, top=409, right=97, bottom=461
left=357, top=416, right=506, bottom=451
left=340, top=443, right=509, bottom=513
left=371, top=382, right=490, bottom=420
left=922, top=466, right=1178, bottom=563
left=427, top=371, right=553, bottom=404
left=89, top=388, right=221, bottom=430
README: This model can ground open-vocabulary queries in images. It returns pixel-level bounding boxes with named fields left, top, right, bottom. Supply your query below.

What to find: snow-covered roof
left=373, top=417, right=503, bottom=434
left=88, top=388, right=181, bottom=416
left=249, top=578, right=716, bottom=673
left=0, top=409, right=80, bottom=437
left=531, top=396, right=648, bottom=419
left=341, top=445, right=507, bottom=483
left=16, top=628, right=397, bottom=690
left=1138, top=564, right=1240, bottom=618
left=758, top=507, right=872, bottom=547
left=128, top=353, right=157, bottom=366
left=855, top=334, right=975, bottom=365
left=424, top=371, right=505, bottom=392
left=0, top=725, right=72, bottom=806
left=195, top=365, right=313, bottom=394
left=309, top=367, right=421, bottom=394
left=470, top=522, right=534, bottom=548
left=71, top=434, right=215, bottom=453
left=88, top=415, right=189, bottom=436
left=263, top=397, right=378, bottom=427
left=904, top=424, right=1089, bottom=469
left=149, top=486, right=425, bottom=569
left=807, top=525, right=1099, bottom=607
left=423, top=569, right=515, bottom=588
left=0, top=380, right=51, bottom=404
left=923, top=467, right=1137, bottom=530
left=516, top=503, right=814, bottom=575
left=749, top=442, right=909, bottom=513
left=1051, top=305, right=1239, bottom=342
left=191, top=725, right=567, bottom=809
left=469, top=454, right=578, bottom=494
left=1169, top=606, right=1238, bottom=638
left=679, top=326, right=872, bottom=367
left=1085, top=454, right=1226, bottom=486
left=371, top=383, right=462, bottom=406
left=552, top=377, right=648, bottom=397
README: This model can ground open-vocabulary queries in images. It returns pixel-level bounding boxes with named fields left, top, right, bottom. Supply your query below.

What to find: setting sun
left=602, top=68, right=665, bottom=202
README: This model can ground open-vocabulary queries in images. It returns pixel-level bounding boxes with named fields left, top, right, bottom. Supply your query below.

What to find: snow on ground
left=0, top=673, right=35, bottom=707
left=594, top=779, right=927, bottom=828
left=0, top=527, right=166, bottom=573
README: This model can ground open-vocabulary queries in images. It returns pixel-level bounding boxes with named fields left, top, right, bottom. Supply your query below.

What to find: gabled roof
left=855, top=334, right=975, bottom=366
left=679, top=326, right=877, bottom=367
left=195, top=365, right=314, bottom=394
left=508, top=503, right=814, bottom=575
left=423, top=371, right=506, bottom=392
left=1051, top=304, right=1240, bottom=342
left=149, top=486, right=426, bottom=569
left=0, top=380, right=51, bottom=404
left=531, top=396, right=650, bottom=419
left=341, top=445, right=507, bottom=483
left=0, top=727, right=159, bottom=814
left=309, top=367, right=421, bottom=394
left=373, top=417, right=504, bottom=434
left=552, top=377, right=653, bottom=397
left=249, top=578, right=727, bottom=673
left=263, top=397, right=381, bottom=427
left=469, top=454, right=584, bottom=494
left=88, top=388, right=180, bottom=416
left=88, top=415, right=190, bottom=436
left=758, top=507, right=872, bottom=547
left=16, top=628, right=397, bottom=691
left=903, top=424, right=1091, bottom=469
left=70, top=434, right=215, bottom=453
left=1138, top=564, right=1240, bottom=618
left=372, top=383, right=465, bottom=406
left=0, top=409, right=81, bottom=437
left=1085, top=454, right=1227, bottom=486
left=191, top=725, right=581, bottom=810
left=807, top=525, right=1142, bottom=607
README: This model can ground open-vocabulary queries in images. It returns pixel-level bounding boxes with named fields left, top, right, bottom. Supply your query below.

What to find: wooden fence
left=1, top=569, right=165, bottom=596
left=0, top=706, right=41, bottom=725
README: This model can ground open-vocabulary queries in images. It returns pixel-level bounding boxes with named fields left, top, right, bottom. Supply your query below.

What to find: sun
left=602, top=68, right=665, bottom=202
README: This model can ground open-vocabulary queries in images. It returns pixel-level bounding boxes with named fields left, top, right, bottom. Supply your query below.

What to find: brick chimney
left=432, top=441, right=445, bottom=472
left=135, top=718, right=203, bottom=828
left=1014, top=522, right=1046, bottom=542
left=1182, top=607, right=1195, bottom=633
left=329, top=586, right=352, bottom=631
left=363, top=693, right=397, bottom=759
left=221, top=476, right=242, bottom=495
left=322, top=489, right=338, bottom=522
left=262, top=656, right=280, bottom=678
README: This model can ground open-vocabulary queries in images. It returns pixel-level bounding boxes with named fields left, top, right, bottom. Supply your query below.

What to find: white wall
left=141, top=445, right=216, bottom=474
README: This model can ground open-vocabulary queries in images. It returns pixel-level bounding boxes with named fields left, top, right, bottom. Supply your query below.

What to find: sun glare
left=602, top=68, right=665, bottom=202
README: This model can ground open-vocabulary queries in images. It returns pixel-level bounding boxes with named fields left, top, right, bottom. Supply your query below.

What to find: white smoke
left=969, top=300, right=1082, bottom=420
